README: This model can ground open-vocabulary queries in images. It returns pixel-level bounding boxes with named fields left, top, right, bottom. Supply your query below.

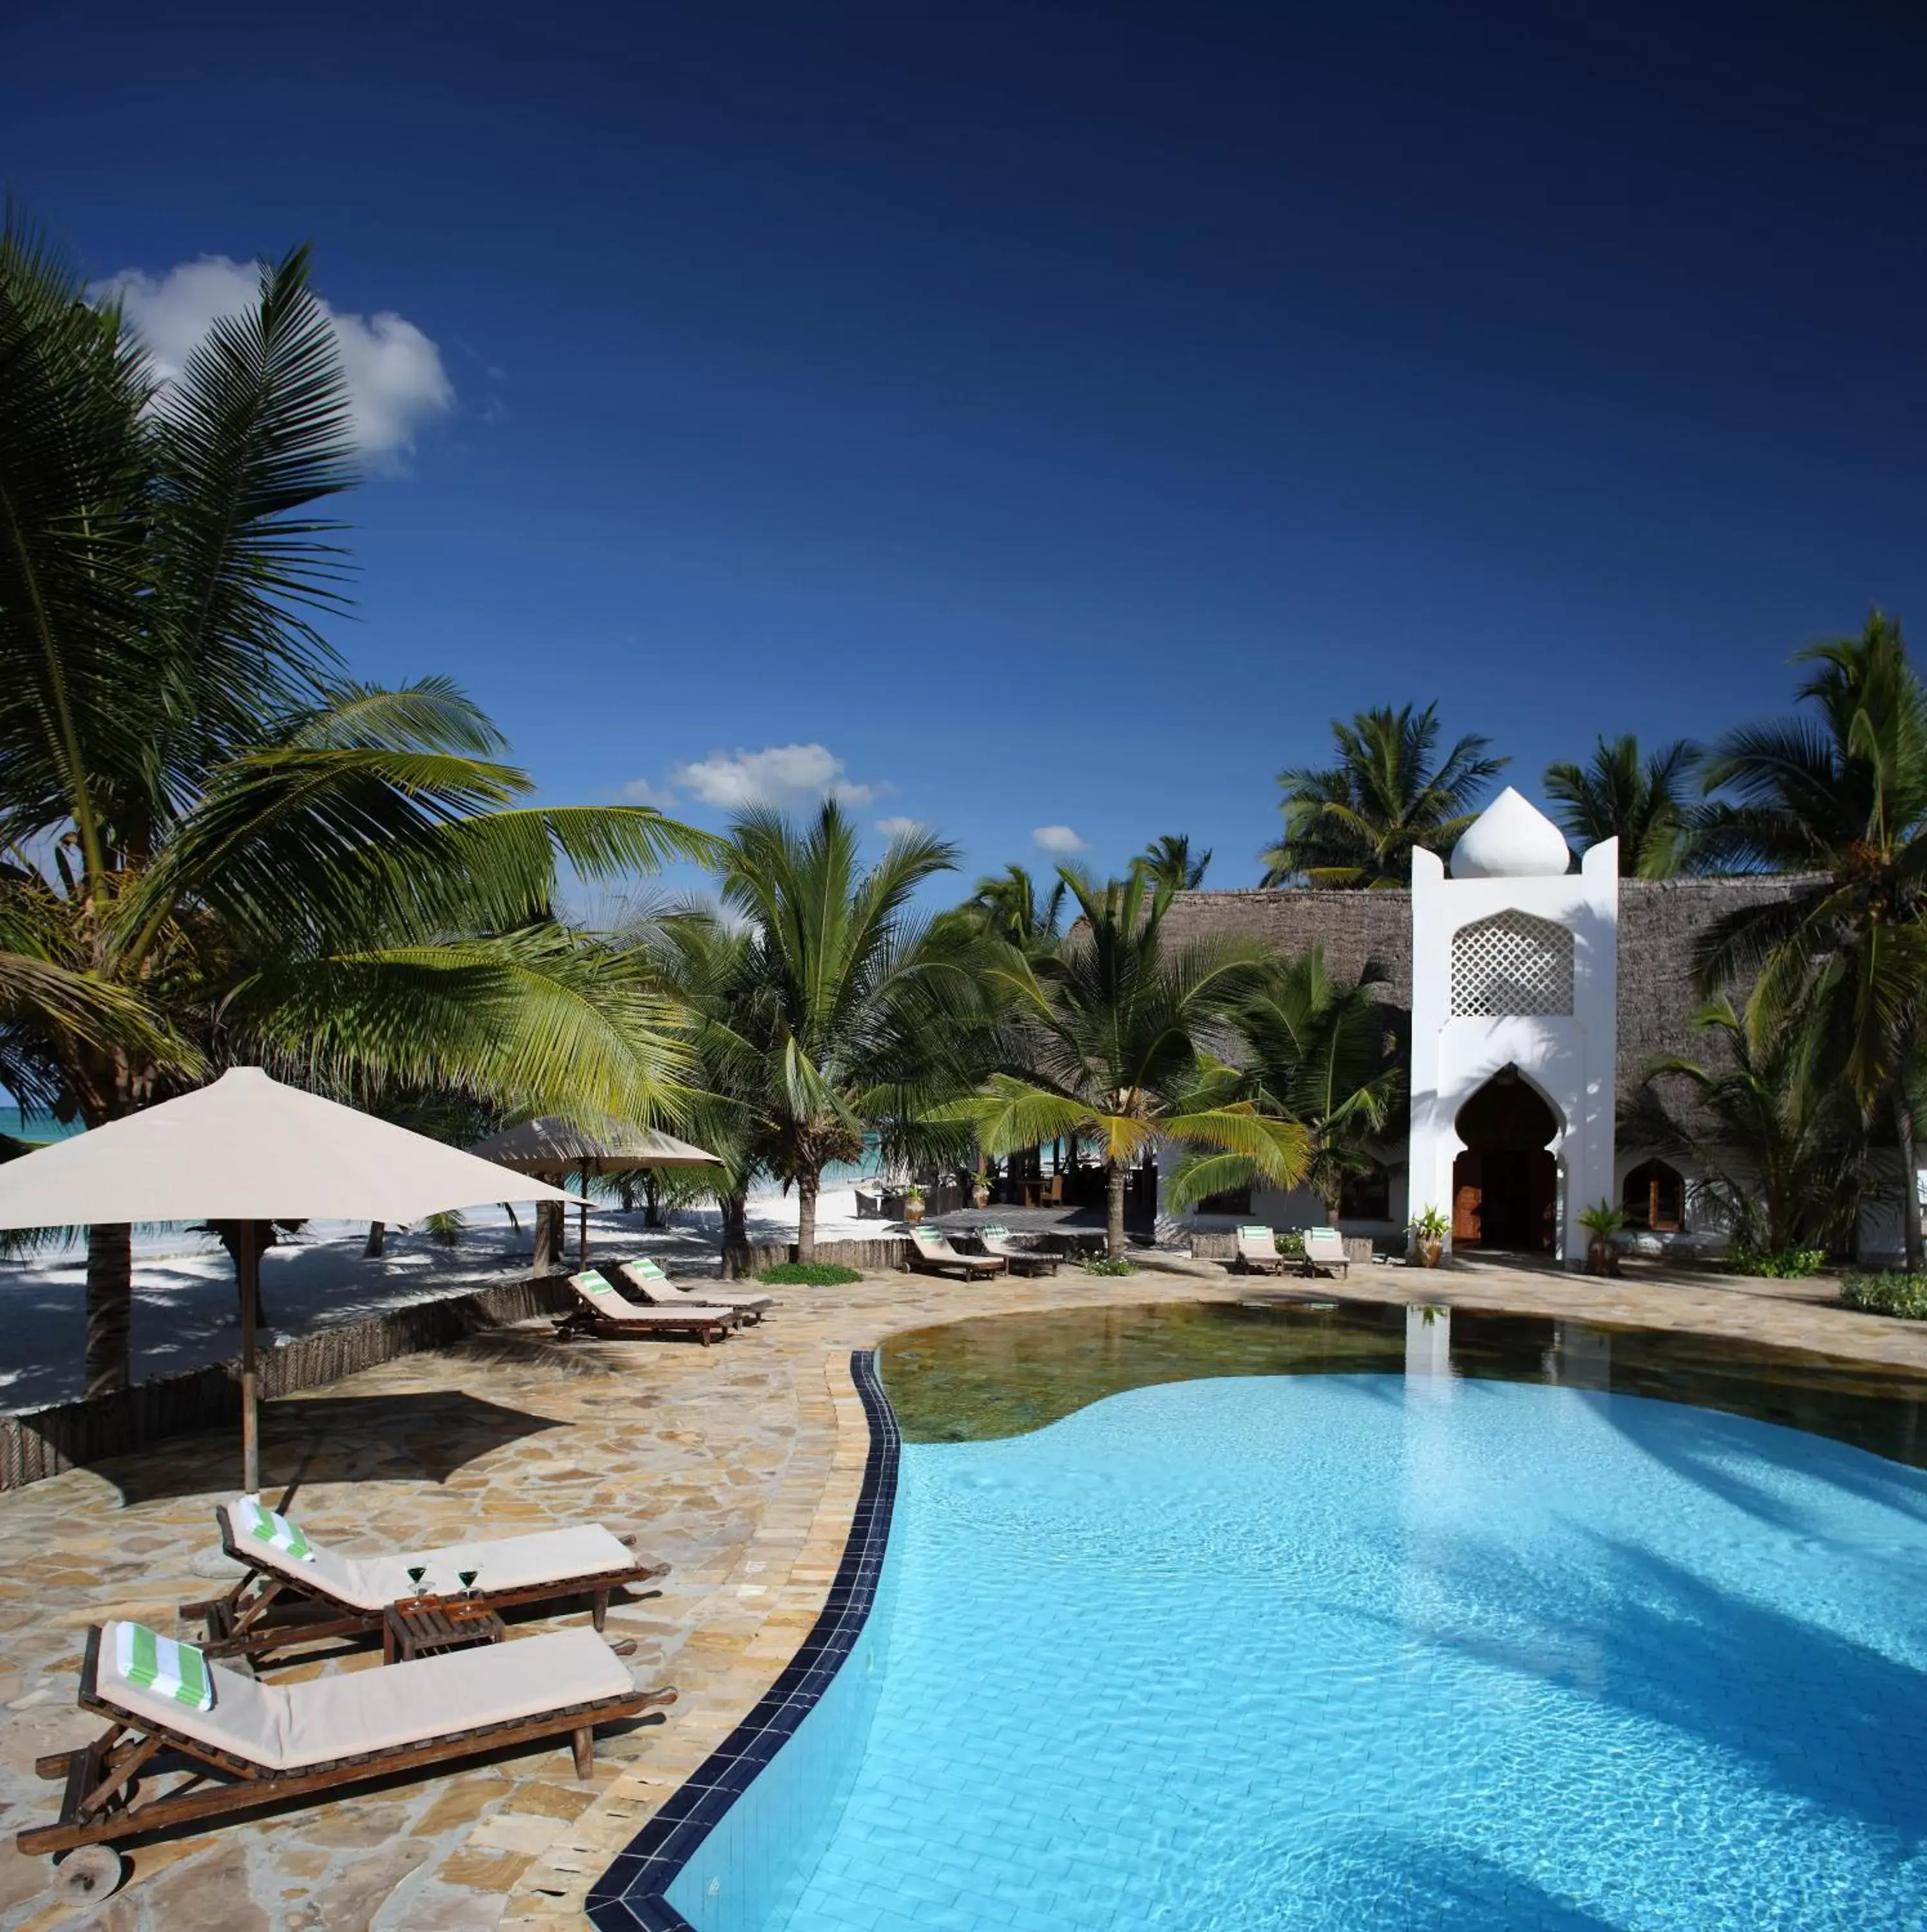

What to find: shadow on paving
left=93, top=1390, right=567, bottom=1504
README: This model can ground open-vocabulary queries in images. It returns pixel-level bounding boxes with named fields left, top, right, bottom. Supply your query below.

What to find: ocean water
left=770, top=1374, right=1927, bottom=1931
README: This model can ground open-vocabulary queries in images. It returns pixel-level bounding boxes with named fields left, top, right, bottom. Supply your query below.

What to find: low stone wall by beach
left=0, top=1273, right=575, bottom=1493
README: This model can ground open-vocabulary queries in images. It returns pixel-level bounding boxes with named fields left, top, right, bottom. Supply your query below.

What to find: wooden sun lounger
left=182, top=1505, right=669, bottom=1662
left=1300, top=1226, right=1351, bottom=1279
left=974, top=1224, right=1061, bottom=1277
left=553, top=1269, right=739, bottom=1344
left=18, top=1624, right=671, bottom=1879
left=904, top=1226, right=1006, bottom=1279
left=613, top=1257, right=774, bottom=1323
left=1232, top=1226, right=1286, bottom=1274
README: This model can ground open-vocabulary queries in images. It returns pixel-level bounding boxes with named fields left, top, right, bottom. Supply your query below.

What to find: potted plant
left=1579, top=1198, right=1626, bottom=1276
left=903, top=1184, right=926, bottom=1225
left=971, top=1177, right=991, bottom=1209
left=1409, top=1204, right=1449, bottom=1268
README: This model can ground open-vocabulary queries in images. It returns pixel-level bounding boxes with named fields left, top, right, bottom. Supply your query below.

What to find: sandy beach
left=0, top=1184, right=880, bottom=1415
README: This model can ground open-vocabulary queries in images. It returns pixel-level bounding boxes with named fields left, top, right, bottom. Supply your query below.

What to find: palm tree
left=716, top=801, right=980, bottom=1260
left=0, top=221, right=716, bottom=1389
left=1543, top=735, right=1700, bottom=876
left=1175, top=947, right=1402, bottom=1220
left=1134, top=833, right=1211, bottom=892
left=1622, top=997, right=1883, bottom=1256
left=645, top=907, right=765, bottom=1278
left=955, top=863, right=1067, bottom=952
left=943, top=869, right=1309, bottom=1260
left=1693, top=613, right=1927, bottom=1269
left=1262, top=703, right=1507, bottom=888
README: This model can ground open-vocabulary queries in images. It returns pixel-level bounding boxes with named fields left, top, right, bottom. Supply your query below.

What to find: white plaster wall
left=1406, top=838, right=1619, bottom=1267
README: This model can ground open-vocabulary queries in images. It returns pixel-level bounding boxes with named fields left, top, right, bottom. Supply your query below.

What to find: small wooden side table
left=383, top=1598, right=505, bottom=1664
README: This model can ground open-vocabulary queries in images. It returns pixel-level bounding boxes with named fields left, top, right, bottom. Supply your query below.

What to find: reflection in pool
left=881, top=1296, right=1927, bottom=1461
left=672, top=1302, right=1927, bottom=1931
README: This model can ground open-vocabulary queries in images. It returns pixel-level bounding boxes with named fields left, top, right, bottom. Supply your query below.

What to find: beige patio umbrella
left=466, top=1117, right=719, bottom=1266
left=0, top=1068, right=583, bottom=1490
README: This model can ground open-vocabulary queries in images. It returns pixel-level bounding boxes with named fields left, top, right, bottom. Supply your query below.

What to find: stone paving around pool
left=3, top=1255, right=1926, bottom=1930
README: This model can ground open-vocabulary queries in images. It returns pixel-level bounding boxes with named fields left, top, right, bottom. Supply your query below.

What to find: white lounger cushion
left=99, top=1621, right=631, bottom=1771
left=229, top=1507, right=636, bottom=1611
left=614, top=1261, right=772, bottom=1312
left=567, top=1273, right=737, bottom=1326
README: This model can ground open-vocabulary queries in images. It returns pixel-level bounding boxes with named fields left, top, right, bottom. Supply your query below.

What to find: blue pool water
left=744, top=1372, right=1927, bottom=1931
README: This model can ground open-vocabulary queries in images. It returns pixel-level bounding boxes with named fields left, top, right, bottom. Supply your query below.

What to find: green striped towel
left=572, top=1269, right=617, bottom=1296
left=1239, top=1226, right=1272, bottom=1241
left=115, top=1622, right=214, bottom=1711
left=627, top=1258, right=667, bottom=1280
left=240, top=1494, right=312, bottom=1562
left=980, top=1224, right=1009, bottom=1239
left=911, top=1225, right=942, bottom=1242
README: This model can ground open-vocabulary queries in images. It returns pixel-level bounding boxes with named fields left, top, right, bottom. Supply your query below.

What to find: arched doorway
left=1452, top=1070, right=1559, bottom=1252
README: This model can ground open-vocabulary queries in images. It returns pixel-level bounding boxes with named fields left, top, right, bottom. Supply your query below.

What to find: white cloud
left=1032, top=824, right=1088, bottom=854
left=667, top=743, right=882, bottom=811
left=874, top=816, right=926, bottom=838
left=620, top=777, right=672, bottom=807
left=95, top=256, right=454, bottom=464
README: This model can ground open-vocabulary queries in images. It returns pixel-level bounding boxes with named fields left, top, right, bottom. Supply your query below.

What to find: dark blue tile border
left=586, top=1349, right=900, bottom=1931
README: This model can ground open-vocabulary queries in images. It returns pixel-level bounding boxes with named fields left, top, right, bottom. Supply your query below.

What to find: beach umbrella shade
left=466, top=1117, right=721, bottom=1262
left=0, top=1068, right=583, bottom=1490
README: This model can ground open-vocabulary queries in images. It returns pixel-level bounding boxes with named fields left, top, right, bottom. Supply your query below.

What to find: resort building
left=1155, top=788, right=1906, bottom=1266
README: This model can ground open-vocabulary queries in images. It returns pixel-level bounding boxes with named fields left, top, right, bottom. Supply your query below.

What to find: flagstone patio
left=3, top=1255, right=1926, bottom=1931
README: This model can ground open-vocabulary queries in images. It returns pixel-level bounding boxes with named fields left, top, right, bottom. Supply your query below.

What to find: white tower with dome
left=1405, top=788, right=1618, bottom=1267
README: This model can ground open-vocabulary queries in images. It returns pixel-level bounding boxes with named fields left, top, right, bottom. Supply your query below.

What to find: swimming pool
left=603, top=1302, right=1927, bottom=1931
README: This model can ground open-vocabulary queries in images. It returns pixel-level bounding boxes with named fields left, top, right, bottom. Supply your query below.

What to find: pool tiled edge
left=585, top=1350, right=900, bottom=1932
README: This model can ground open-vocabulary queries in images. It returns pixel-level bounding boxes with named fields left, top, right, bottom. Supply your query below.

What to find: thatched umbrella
left=466, top=1118, right=719, bottom=1265
left=0, top=1068, right=582, bottom=1488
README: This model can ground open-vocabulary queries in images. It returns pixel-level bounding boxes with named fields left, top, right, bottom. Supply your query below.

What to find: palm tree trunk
left=644, top=1171, right=661, bottom=1229
left=1105, top=1158, right=1127, bottom=1262
left=363, top=1221, right=386, bottom=1258
left=1894, top=1083, right=1925, bottom=1271
left=797, top=1171, right=819, bottom=1263
left=721, top=1193, right=751, bottom=1279
left=85, top=1222, right=133, bottom=1397
left=533, top=1200, right=562, bottom=1274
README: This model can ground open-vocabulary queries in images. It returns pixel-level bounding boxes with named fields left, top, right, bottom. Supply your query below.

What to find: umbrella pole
left=238, top=1227, right=260, bottom=1494
left=579, top=1164, right=589, bottom=1265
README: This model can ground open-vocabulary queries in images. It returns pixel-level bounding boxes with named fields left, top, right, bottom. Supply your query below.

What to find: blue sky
left=7, top=0, right=1926, bottom=900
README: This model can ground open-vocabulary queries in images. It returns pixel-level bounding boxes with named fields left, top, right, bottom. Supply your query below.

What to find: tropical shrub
left=758, top=1260, right=863, bottom=1285
left=1841, top=1272, right=1927, bottom=1319
left=1275, top=1229, right=1306, bottom=1258
left=1079, top=1255, right=1137, bottom=1276
left=1728, top=1244, right=1828, bottom=1280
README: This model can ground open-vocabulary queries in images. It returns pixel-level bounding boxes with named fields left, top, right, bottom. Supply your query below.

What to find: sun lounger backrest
left=1236, top=1226, right=1276, bottom=1255
left=909, top=1224, right=954, bottom=1255
left=100, top=1620, right=292, bottom=1766
left=223, top=1501, right=381, bottom=1609
left=625, top=1257, right=669, bottom=1280
left=1304, top=1227, right=1346, bottom=1257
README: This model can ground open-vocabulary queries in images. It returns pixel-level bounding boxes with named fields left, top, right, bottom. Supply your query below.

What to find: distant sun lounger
left=17, top=1620, right=670, bottom=1881
left=182, top=1499, right=668, bottom=1660
left=1233, top=1226, right=1286, bottom=1274
left=905, top=1224, right=1006, bottom=1278
left=1300, top=1226, right=1351, bottom=1279
left=974, top=1223, right=1061, bottom=1276
left=614, top=1256, right=774, bottom=1323
left=554, top=1268, right=739, bottom=1343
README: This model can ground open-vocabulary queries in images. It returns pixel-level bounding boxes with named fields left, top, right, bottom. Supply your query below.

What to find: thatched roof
left=1159, top=875, right=1808, bottom=1090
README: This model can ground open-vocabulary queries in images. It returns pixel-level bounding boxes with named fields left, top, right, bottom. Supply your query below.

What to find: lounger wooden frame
left=551, top=1299, right=737, bottom=1345
left=182, top=1507, right=669, bottom=1661
left=903, top=1235, right=1005, bottom=1280
left=610, top=1260, right=772, bottom=1324
left=18, top=1627, right=673, bottom=1858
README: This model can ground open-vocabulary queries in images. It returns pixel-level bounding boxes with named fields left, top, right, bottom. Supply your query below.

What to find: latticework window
left=1449, top=911, right=1574, bottom=1017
